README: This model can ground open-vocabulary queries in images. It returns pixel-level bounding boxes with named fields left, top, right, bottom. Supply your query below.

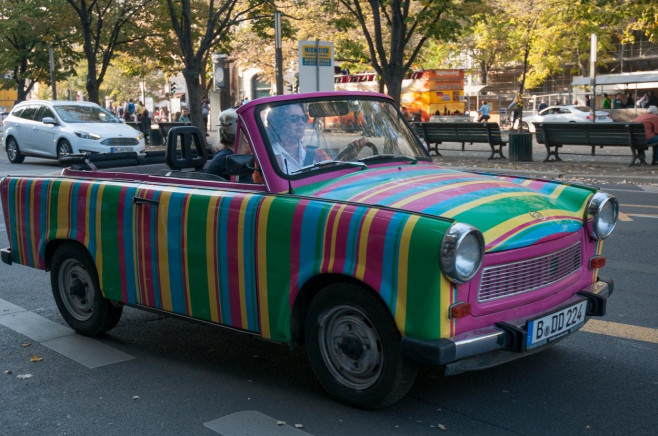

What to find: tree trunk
left=183, top=68, right=206, bottom=138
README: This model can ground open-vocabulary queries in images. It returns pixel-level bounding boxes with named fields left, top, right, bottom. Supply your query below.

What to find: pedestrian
left=602, top=93, right=611, bottom=109
left=128, top=99, right=135, bottom=120
left=625, top=92, right=635, bottom=109
left=201, top=96, right=209, bottom=129
left=537, top=99, right=548, bottom=111
left=585, top=95, right=592, bottom=108
left=477, top=100, right=490, bottom=122
left=508, top=94, right=523, bottom=128
left=612, top=94, right=623, bottom=109
left=647, top=91, right=658, bottom=108
left=137, top=105, right=150, bottom=144
left=178, top=108, right=190, bottom=122
left=633, top=105, right=658, bottom=165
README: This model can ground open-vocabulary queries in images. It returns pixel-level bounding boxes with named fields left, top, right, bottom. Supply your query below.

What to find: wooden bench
left=414, top=122, right=507, bottom=159
left=158, top=122, right=191, bottom=145
left=533, top=122, right=648, bottom=165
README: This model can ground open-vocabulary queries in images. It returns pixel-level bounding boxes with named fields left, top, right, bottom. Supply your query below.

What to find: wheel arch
left=290, top=273, right=396, bottom=348
left=45, top=239, right=90, bottom=272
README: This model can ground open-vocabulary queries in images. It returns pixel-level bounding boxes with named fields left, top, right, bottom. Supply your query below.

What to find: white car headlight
left=440, top=223, right=485, bottom=283
left=74, top=131, right=101, bottom=140
left=587, top=192, right=618, bottom=239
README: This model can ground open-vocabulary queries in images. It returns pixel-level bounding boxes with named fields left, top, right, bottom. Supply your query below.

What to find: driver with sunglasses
left=267, top=104, right=367, bottom=173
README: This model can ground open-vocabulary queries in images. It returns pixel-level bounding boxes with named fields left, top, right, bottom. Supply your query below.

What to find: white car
left=522, top=105, right=613, bottom=132
left=2, top=100, right=145, bottom=164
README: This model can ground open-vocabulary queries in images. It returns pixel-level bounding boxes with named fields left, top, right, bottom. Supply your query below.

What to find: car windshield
left=55, top=105, right=121, bottom=123
left=256, top=96, right=428, bottom=177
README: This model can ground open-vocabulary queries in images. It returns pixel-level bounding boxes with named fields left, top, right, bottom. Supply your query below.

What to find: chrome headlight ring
left=440, top=222, right=485, bottom=284
left=587, top=192, right=619, bottom=240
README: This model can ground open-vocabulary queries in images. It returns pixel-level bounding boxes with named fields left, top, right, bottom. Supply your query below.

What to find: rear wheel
left=6, top=137, right=25, bottom=163
left=305, top=283, right=418, bottom=409
left=50, top=243, right=122, bottom=336
left=57, top=139, right=73, bottom=158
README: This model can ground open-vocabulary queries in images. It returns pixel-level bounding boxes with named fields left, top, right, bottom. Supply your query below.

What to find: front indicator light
left=449, top=302, right=472, bottom=319
left=590, top=256, right=606, bottom=269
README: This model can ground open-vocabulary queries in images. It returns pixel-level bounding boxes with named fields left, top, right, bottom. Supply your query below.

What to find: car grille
left=101, top=138, right=139, bottom=146
left=478, top=242, right=581, bottom=303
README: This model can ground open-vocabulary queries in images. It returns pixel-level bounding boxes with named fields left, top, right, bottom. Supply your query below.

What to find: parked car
left=0, top=111, right=8, bottom=147
left=522, top=105, right=613, bottom=132
left=2, top=100, right=145, bottom=163
left=0, top=92, right=618, bottom=409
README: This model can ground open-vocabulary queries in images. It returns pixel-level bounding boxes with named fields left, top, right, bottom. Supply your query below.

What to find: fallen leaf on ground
left=294, top=424, right=304, bottom=429
left=132, top=395, right=140, bottom=400
left=431, top=424, right=447, bottom=431
left=5, top=369, right=12, bottom=374
left=20, top=342, right=31, bottom=347
left=276, top=421, right=286, bottom=426
left=16, top=374, right=33, bottom=379
left=30, top=355, right=43, bottom=362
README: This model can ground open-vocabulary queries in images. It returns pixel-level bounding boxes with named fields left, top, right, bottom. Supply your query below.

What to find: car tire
left=304, top=283, right=418, bottom=409
left=50, top=242, right=123, bottom=336
left=57, top=139, right=73, bottom=158
left=6, top=137, right=25, bottom=163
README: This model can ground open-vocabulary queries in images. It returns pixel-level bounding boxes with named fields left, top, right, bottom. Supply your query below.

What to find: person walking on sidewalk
left=633, top=105, right=658, bottom=165
left=477, top=101, right=490, bottom=122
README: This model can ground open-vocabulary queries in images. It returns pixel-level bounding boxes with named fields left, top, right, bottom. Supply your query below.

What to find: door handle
left=132, top=196, right=159, bottom=206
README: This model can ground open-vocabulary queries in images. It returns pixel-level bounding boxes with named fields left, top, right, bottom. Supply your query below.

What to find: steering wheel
left=335, top=141, right=378, bottom=161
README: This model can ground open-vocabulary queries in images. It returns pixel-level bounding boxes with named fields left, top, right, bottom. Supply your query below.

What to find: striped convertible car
left=0, top=91, right=618, bottom=408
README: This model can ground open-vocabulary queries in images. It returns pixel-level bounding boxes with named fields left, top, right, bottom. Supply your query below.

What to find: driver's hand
left=349, top=137, right=368, bottom=151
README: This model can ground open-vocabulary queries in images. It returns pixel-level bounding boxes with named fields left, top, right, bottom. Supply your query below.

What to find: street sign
left=298, top=40, right=334, bottom=93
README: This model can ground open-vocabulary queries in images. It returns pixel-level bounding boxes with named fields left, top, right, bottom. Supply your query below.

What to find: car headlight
left=74, top=131, right=101, bottom=140
left=587, top=192, right=618, bottom=239
left=440, top=222, right=485, bottom=283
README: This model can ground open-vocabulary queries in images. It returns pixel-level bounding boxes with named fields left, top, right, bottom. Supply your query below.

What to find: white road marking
left=0, top=298, right=133, bottom=368
left=204, top=410, right=312, bottom=435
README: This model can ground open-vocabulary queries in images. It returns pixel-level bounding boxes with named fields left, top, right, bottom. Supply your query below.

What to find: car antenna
left=284, top=159, right=295, bottom=194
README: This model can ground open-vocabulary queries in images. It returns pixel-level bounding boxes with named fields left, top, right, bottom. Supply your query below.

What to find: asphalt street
left=0, top=150, right=656, bottom=436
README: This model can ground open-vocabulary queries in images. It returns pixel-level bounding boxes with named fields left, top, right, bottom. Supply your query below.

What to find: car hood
left=295, top=164, right=595, bottom=252
left=64, top=123, right=140, bottom=137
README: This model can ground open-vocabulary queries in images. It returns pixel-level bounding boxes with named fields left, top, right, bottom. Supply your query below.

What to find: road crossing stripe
left=0, top=298, right=134, bottom=368
left=582, top=319, right=658, bottom=344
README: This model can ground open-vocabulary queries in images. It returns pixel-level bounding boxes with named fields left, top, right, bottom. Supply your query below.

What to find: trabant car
left=0, top=92, right=618, bottom=409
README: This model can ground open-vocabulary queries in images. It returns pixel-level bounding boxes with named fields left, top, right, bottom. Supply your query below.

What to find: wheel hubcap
left=318, top=305, right=383, bottom=390
left=7, top=141, right=17, bottom=160
left=58, top=259, right=95, bottom=321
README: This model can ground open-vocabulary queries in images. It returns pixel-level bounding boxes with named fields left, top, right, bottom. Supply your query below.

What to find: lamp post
left=274, top=11, right=283, bottom=95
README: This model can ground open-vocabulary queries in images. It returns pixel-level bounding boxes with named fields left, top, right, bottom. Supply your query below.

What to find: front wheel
left=305, top=283, right=418, bottom=409
left=50, top=243, right=122, bottom=336
left=6, top=137, right=25, bottom=163
left=57, top=139, right=73, bottom=158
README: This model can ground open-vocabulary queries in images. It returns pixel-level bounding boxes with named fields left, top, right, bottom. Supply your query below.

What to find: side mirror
left=226, top=154, right=255, bottom=176
left=42, top=117, right=56, bottom=125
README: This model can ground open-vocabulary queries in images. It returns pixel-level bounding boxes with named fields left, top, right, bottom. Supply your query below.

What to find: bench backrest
left=415, top=122, right=503, bottom=144
left=534, top=122, right=647, bottom=147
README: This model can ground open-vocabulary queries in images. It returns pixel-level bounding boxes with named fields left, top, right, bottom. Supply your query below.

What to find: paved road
left=0, top=158, right=656, bottom=435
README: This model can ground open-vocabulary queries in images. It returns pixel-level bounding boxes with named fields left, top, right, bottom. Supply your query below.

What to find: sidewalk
left=204, top=129, right=658, bottom=185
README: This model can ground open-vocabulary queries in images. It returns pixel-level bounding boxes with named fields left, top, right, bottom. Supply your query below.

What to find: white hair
left=647, top=105, right=658, bottom=115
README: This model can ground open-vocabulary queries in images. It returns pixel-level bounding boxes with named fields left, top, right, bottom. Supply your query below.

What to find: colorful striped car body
left=0, top=92, right=618, bottom=408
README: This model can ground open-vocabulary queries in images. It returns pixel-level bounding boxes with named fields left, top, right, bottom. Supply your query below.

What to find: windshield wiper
left=358, top=154, right=417, bottom=164
left=291, top=159, right=367, bottom=174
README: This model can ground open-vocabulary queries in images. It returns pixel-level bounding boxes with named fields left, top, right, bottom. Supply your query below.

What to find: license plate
left=111, top=147, right=133, bottom=153
left=526, top=300, right=588, bottom=349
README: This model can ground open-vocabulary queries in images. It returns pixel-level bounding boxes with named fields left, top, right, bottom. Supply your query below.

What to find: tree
left=161, top=0, right=269, bottom=134
left=0, top=0, right=78, bottom=102
left=65, top=0, right=154, bottom=103
left=323, top=0, right=467, bottom=103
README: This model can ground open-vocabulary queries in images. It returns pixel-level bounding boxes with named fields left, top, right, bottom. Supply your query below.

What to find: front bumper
left=401, top=279, right=613, bottom=374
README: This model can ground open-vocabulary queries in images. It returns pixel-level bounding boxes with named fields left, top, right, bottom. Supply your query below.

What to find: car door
left=13, top=105, right=40, bottom=153
left=132, top=182, right=263, bottom=333
left=32, top=105, right=58, bottom=156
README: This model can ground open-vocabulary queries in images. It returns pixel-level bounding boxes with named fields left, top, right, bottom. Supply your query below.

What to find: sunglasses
left=288, top=114, right=309, bottom=124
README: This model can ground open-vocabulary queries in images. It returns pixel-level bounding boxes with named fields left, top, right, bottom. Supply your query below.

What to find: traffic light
left=170, top=82, right=176, bottom=95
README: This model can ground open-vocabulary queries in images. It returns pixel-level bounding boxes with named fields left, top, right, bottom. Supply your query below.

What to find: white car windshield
left=55, top=105, right=121, bottom=123
left=257, top=97, right=428, bottom=176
